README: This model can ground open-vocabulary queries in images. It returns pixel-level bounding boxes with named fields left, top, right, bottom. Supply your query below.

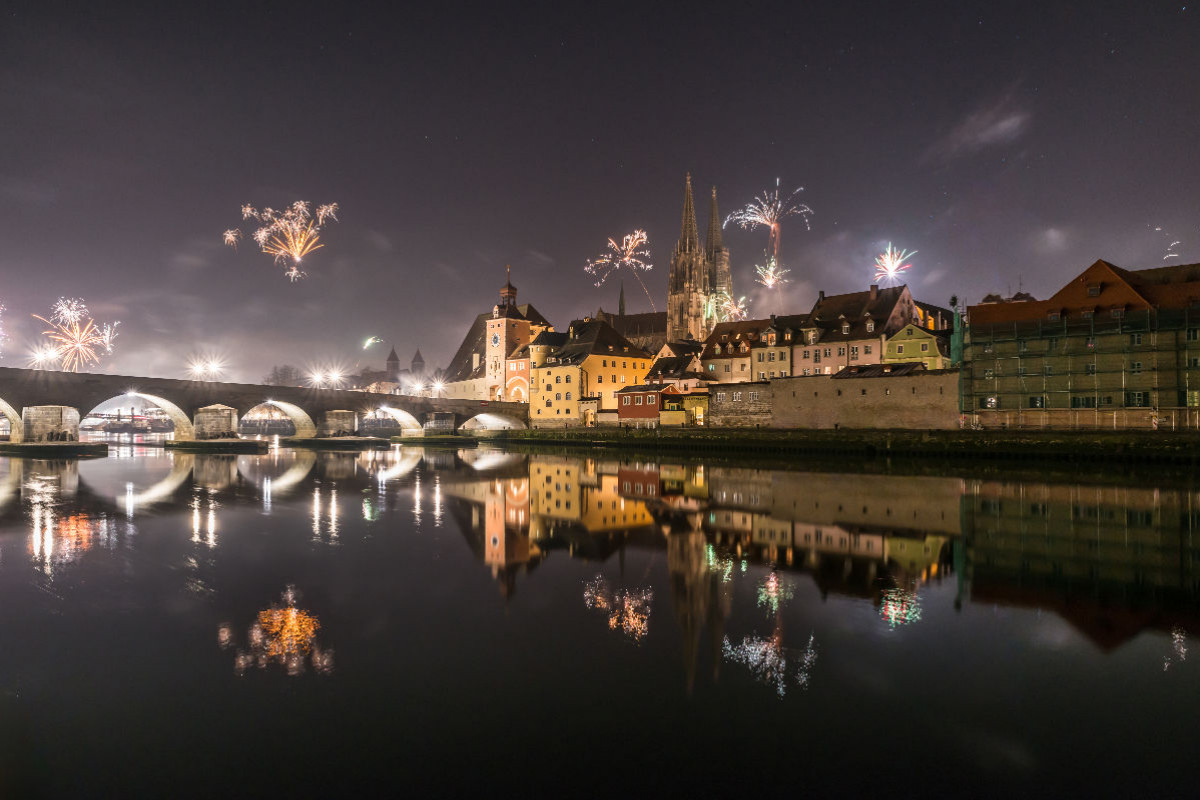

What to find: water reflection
left=582, top=575, right=654, bottom=641
left=220, top=586, right=333, bottom=677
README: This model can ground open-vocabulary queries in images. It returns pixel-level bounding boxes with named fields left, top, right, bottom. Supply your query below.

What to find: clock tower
left=485, top=266, right=528, bottom=401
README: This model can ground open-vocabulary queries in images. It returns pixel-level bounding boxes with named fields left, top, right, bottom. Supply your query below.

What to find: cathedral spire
left=705, top=185, right=723, bottom=259
left=677, top=173, right=699, bottom=254
left=619, top=281, right=626, bottom=317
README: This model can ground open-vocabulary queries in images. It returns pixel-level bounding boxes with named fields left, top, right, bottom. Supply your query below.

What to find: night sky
left=2, top=2, right=1198, bottom=382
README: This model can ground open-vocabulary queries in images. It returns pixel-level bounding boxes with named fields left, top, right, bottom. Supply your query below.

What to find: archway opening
left=82, top=393, right=194, bottom=440
left=246, top=400, right=317, bottom=438
left=459, top=412, right=526, bottom=432
left=239, top=402, right=298, bottom=437
left=0, top=396, right=18, bottom=443
left=372, top=405, right=424, bottom=437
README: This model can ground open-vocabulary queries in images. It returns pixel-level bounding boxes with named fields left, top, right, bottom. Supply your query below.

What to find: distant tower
left=668, top=174, right=713, bottom=342
left=411, top=349, right=425, bottom=378
left=386, top=346, right=401, bottom=382
left=499, top=264, right=517, bottom=308
left=706, top=186, right=731, bottom=297
left=619, top=282, right=626, bottom=318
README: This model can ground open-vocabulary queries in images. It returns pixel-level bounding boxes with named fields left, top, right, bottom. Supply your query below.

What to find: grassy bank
left=490, top=427, right=1200, bottom=464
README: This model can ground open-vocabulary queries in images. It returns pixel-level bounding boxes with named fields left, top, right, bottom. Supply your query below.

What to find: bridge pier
left=319, top=410, right=358, bottom=437
left=194, top=404, right=239, bottom=440
left=22, top=405, right=80, bottom=443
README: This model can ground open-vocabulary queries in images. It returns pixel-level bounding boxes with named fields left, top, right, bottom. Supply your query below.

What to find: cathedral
left=667, top=174, right=731, bottom=342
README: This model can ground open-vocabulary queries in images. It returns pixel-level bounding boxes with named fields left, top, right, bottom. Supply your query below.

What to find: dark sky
left=2, top=1, right=1198, bottom=381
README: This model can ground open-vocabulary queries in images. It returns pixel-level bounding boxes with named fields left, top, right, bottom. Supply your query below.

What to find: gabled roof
left=701, top=319, right=771, bottom=358
left=968, top=259, right=1200, bottom=325
left=442, top=302, right=554, bottom=383
left=616, top=383, right=681, bottom=394
left=543, top=319, right=651, bottom=366
left=646, top=354, right=705, bottom=380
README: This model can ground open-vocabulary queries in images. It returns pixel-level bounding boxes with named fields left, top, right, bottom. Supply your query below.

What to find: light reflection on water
left=0, top=445, right=1197, bottom=793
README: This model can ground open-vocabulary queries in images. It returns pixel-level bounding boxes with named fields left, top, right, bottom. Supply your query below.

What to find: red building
left=615, top=384, right=680, bottom=428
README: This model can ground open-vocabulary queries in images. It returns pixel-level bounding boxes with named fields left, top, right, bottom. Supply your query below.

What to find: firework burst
left=755, top=256, right=791, bottom=290
left=724, top=178, right=813, bottom=260
left=705, top=289, right=749, bottom=323
left=363, top=336, right=384, bottom=350
left=225, top=201, right=339, bottom=281
left=873, top=243, right=917, bottom=285
left=584, top=229, right=656, bottom=311
left=31, top=297, right=119, bottom=372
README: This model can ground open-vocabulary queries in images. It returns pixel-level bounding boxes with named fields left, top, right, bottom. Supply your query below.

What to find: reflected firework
left=722, top=632, right=818, bottom=697
left=880, top=587, right=922, bottom=628
left=225, top=200, right=340, bottom=282
left=583, top=575, right=654, bottom=641
left=873, top=243, right=917, bottom=285
left=724, top=178, right=813, bottom=260
left=220, top=585, right=333, bottom=676
left=756, top=571, right=795, bottom=616
left=584, top=229, right=656, bottom=311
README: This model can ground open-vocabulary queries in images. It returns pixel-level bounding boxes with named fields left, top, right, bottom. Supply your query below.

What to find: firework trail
left=1150, top=224, right=1181, bottom=260
left=226, top=201, right=339, bottom=281
left=363, top=336, right=384, bottom=350
left=585, top=229, right=656, bottom=311
left=873, top=243, right=917, bottom=285
left=724, top=178, right=813, bottom=261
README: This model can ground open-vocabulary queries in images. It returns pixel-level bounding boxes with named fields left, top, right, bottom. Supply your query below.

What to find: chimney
left=870, top=284, right=878, bottom=301
left=818, top=290, right=825, bottom=302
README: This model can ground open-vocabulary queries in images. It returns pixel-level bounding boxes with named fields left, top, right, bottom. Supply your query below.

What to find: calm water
left=0, top=444, right=1196, bottom=797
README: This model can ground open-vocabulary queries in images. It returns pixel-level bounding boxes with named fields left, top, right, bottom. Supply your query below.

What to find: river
left=0, top=443, right=1195, bottom=796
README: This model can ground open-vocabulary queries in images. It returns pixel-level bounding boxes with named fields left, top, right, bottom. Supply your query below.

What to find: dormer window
left=1087, top=283, right=1101, bottom=297
left=784, top=330, right=792, bottom=341
left=1048, top=311, right=1060, bottom=321
left=866, top=320, right=875, bottom=333
left=808, top=331, right=817, bottom=344
left=841, top=322, right=850, bottom=335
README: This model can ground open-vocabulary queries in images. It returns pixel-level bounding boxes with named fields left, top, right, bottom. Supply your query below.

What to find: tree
left=263, top=364, right=301, bottom=386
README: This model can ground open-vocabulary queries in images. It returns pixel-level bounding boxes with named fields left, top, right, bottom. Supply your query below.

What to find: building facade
left=963, top=259, right=1200, bottom=428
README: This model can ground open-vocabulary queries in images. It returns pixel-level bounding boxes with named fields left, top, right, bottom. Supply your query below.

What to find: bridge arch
left=458, top=412, right=527, bottom=431
left=376, top=405, right=423, bottom=432
left=257, top=400, right=317, bottom=438
left=87, top=392, right=195, bottom=440
left=0, top=396, right=22, bottom=443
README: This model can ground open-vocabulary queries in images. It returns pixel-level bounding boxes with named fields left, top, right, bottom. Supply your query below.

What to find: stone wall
left=21, top=405, right=80, bottom=442
left=709, top=382, right=771, bottom=427
left=320, top=410, right=359, bottom=436
left=772, top=370, right=960, bottom=430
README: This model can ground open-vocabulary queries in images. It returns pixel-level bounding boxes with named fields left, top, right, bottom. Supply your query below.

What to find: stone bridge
left=0, top=367, right=528, bottom=442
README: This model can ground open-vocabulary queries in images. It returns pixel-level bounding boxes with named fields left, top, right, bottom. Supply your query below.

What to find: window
left=1044, top=365, right=1053, bottom=376
left=602, top=359, right=607, bottom=367
left=555, top=393, right=561, bottom=400
left=1125, top=391, right=1148, bottom=407
left=985, top=396, right=1000, bottom=409
left=768, top=351, right=776, bottom=362
left=634, top=396, right=643, bottom=405
left=1029, top=396, right=1046, bottom=409
left=707, top=363, right=716, bottom=371
left=597, top=375, right=603, bottom=383
left=621, top=396, right=630, bottom=405
left=1071, top=396, right=1097, bottom=409
left=1130, top=333, right=1143, bottom=345
left=1018, top=366, right=1027, bottom=376
left=724, top=364, right=731, bottom=372
left=1189, top=357, right=1200, bottom=368
left=622, top=361, right=627, bottom=368
left=850, top=346, right=859, bottom=360
left=921, top=343, right=929, bottom=352
left=1047, top=337, right=1058, bottom=350
left=1082, top=310, right=1094, bottom=319
left=842, top=322, right=850, bottom=334
left=648, top=395, right=656, bottom=404
left=837, top=347, right=846, bottom=356
left=565, top=374, right=571, bottom=383
left=866, top=320, right=875, bottom=333
left=803, top=349, right=810, bottom=359
left=759, top=371, right=766, bottom=380
left=757, top=352, right=764, bottom=362
left=555, top=375, right=561, bottom=383
left=1111, top=308, right=1124, bottom=319
left=897, top=345, right=905, bottom=354
left=1086, top=363, right=1097, bottom=375
left=1189, top=328, right=1199, bottom=342
left=1129, top=361, right=1143, bottom=375
left=1087, top=283, right=1101, bottom=297
left=733, top=391, right=743, bottom=402
left=1018, top=340, right=1028, bottom=352
left=545, top=399, right=552, bottom=408
left=565, top=392, right=571, bottom=401
left=983, top=343, right=994, bottom=353
left=749, top=391, right=759, bottom=401
left=716, top=392, right=726, bottom=402
left=864, top=345, right=873, bottom=355
left=1048, top=311, right=1060, bottom=322
left=823, top=348, right=831, bottom=357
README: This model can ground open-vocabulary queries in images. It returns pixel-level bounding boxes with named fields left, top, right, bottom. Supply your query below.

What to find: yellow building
left=529, top=319, right=652, bottom=426
left=883, top=323, right=951, bottom=370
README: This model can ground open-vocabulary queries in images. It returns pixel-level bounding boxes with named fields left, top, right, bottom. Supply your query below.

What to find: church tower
left=667, top=174, right=712, bottom=342
left=706, top=186, right=731, bottom=297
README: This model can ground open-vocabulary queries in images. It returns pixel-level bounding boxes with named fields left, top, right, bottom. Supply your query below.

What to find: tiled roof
left=542, top=319, right=651, bottom=366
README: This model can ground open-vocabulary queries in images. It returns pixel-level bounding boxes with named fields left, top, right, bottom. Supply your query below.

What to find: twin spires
left=675, top=173, right=723, bottom=257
